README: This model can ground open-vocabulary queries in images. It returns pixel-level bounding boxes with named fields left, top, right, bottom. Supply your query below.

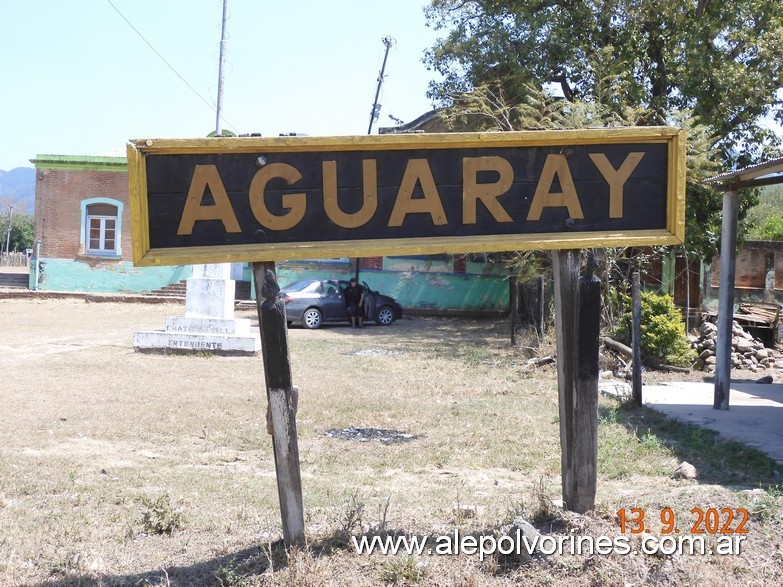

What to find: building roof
left=30, top=154, right=127, bottom=172
left=705, top=156, right=783, bottom=190
left=378, top=110, right=445, bottom=134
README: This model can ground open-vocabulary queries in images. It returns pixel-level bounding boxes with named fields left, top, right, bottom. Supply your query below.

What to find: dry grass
left=0, top=299, right=782, bottom=586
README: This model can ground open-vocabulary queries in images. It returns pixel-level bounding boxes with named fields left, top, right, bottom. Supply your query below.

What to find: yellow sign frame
left=128, top=127, right=685, bottom=267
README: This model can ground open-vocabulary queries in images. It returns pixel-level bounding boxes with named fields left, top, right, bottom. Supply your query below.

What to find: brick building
left=29, top=154, right=509, bottom=313
left=30, top=155, right=189, bottom=292
left=707, top=241, right=783, bottom=307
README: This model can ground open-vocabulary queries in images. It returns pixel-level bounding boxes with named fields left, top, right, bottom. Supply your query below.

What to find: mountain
left=0, top=167, right=35, bottom=214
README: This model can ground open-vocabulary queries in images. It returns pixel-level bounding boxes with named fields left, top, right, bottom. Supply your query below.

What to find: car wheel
left=302, top=307, right=323, bottom=329
left=375, top=305, right=395, bottom=326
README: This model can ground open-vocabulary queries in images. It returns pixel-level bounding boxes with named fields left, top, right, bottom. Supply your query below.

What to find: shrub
left=616, top=291, right=695, bottom=367
left=139, top=494, right=184, bottom=535
left=757, top=215, right=783, bottom=241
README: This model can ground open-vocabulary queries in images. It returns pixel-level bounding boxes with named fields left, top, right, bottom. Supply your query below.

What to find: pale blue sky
left=1, top=0, right=442, bottom=170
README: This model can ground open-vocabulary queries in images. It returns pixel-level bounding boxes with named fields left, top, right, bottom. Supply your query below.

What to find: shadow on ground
left=31, top=523, right=546, bottom=587
left=602, top=400, right=783, bottom=486
left=32, top=543, right=279, bottom=587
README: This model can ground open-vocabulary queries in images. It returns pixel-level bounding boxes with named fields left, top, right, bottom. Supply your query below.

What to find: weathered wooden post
left=252, top=262, right=305, bottom=547
left=510, top=275, right=518, bottom=346
left=552, top=250, right=600, bottom=514
left=536, top=274, right=546, bottom=337
left=631, top=271, right=643, bottom=407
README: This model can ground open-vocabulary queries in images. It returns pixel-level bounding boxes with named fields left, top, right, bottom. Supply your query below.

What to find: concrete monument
left=134, top=263, right=260, bottom=355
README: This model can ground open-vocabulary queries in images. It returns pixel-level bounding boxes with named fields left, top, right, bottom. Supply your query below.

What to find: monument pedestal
left=134, top=264, right=260, bottom=355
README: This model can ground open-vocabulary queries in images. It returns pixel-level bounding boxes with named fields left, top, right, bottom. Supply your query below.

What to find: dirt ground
left=1, top=297, right=782, bottom=586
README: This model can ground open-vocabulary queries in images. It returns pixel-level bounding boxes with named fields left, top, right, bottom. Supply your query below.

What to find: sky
left=1, top=0, right=444, bottom=171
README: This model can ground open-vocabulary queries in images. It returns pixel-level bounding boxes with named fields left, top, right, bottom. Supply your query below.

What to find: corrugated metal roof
left=705, top=156, right=783, bottom=186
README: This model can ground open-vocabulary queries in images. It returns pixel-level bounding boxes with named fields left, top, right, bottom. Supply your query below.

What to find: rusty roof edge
left=705, top=156, right=783, bottom=185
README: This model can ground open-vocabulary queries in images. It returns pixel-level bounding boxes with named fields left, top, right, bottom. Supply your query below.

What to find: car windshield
left=281, top=280, right=320, bottom=293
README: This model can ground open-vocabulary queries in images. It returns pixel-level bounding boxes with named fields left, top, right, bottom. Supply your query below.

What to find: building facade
left=31, top=155, right=190, bottom=293
left=30, top=154, right=509, bottom=314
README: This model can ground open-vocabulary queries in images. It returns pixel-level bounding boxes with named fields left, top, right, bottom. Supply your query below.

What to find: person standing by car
left=343, top=277, right=364, bottom=328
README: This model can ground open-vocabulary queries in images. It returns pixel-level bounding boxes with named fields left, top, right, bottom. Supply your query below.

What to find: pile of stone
left=691, top=320, right=778, bottom=372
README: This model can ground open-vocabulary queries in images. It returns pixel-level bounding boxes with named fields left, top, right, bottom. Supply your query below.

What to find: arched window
left=81, top=198, right=123, bottom=256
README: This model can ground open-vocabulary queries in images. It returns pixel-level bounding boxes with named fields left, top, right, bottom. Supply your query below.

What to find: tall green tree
left=425, top=0, right=783, bottom=164
left=424, top=0, right=783, bottom=260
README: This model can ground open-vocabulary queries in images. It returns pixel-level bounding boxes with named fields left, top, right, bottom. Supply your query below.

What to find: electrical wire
left=106, top=0, right=237, bottom=133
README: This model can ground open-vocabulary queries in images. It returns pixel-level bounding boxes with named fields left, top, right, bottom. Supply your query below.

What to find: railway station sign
left=128, top=128, right=685, bottom=266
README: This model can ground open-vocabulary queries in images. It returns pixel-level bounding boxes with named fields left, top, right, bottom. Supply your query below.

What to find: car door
left=320, top=280, right=347, bottom=320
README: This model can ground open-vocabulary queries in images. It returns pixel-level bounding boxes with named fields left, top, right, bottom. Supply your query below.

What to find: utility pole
left=215, top=0, right=228, bottom=136
left=4, top=205, right=14, bottom=255
left=358, top=36, right=395, bottom=281
left=367, top=36, right=394, bottom=135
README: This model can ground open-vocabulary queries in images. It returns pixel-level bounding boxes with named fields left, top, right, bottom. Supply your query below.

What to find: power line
left=106, top=0, right=237, bottom=133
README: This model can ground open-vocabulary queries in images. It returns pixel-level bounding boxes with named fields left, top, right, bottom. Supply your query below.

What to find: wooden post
left=631, top=271, right=643, bottom=407
left=552, top=250, right=600, bottom=514
left=510, top=275, right=518, bottom=346
left=252, top=261, right=305, bottom=547
left=575, top=261, right=601, bottom=514
left=715, top=189, right=739, bottom=410
left=536, top=275, right=545, bottom=337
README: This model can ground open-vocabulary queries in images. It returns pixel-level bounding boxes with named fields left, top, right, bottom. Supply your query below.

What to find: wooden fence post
left=510, top=275, right=518, bottom=346
left=552, top=250, right=600, bottom=514
left=631, top=271, right=643, bottom=407
left=252, top=262, right=305, bottom=547
left=536, top=274, right=545, bottom=337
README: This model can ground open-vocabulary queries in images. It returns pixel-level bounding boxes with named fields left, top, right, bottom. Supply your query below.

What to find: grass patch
left=2, top=304, right=783, bottom=585
left=741, top=485, right=783, bottom=523
left=380, top=556, right=425, bottom=585
left=600, top=396, right=782, bottom=485
left=215, top=560, right=248, bottom=587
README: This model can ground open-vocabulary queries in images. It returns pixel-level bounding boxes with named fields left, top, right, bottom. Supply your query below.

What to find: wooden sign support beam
left=252, top=262, right=305, bottom=547
left=510, top=275, right=518, bottom=346
left=552, top=250, right=600, bottom=514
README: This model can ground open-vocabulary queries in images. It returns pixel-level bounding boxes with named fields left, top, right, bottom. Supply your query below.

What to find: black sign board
left=128, top=129, right=684, bottom=266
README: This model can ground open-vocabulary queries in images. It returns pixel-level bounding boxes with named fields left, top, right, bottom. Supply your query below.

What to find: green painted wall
left=352, top=270, right=508, bottom=312
left=32, top=256, right=507, bottom=312
left=34, top=258, right=190, bottom=293
left=259, top=263, right=509, bottom=313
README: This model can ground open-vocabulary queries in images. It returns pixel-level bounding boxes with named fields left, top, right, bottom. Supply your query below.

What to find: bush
left=616, top=291, right=695, bottom=367
left=139, top=494, right=184, bottom=535
left=757, top=215, right=783, bottom=241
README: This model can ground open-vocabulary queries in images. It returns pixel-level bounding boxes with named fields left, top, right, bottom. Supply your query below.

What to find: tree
left=425, top=0, right=783, bottom=162
left=747, top=185, right=783, bottom=240
left=7, top=214, right=34, bottom=252
left=424, top=0, right=783, bottom=260
left=1, top=196, right=33, bottom=253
